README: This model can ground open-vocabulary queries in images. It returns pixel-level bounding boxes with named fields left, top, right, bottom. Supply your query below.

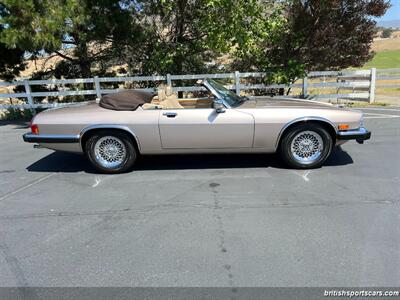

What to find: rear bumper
left=23, top=133, right=80, bottom=144
left=337, top=127, right=371, bottom=144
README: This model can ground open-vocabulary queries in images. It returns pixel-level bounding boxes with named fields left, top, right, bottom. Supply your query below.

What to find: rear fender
left=80, top=124, right=141, bottom=152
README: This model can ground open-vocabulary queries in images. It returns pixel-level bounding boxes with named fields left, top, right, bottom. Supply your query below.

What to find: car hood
left=238, top=97, right=341, bottom=110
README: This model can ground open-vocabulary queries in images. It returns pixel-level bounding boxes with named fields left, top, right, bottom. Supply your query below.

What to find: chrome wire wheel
left=290, top=130, right=324, bottom=165
left=94, top=136, right=127, bottom=169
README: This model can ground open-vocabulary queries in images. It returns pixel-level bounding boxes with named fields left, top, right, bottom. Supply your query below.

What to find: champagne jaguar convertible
left=23, top=79, right=370, bottom=173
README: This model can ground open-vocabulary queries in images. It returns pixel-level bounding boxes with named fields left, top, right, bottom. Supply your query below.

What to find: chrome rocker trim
left=337, top=127, right=371, bottom=144
left=23, top=133, right=80, bottom=143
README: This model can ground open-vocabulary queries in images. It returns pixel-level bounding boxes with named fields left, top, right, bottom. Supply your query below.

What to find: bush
left=381, top=28, right=393, bottom=38
left=1, top=108, right=35, bottom=121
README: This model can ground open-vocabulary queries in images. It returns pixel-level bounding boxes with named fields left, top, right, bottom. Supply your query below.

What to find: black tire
left=85, top=130, right=137, bottom=174
left=279, top=124, right=333, bottom=169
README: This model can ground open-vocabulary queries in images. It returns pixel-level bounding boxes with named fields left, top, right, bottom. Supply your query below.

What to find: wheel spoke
left=94, top=136, right=126, bottom=169
left=290, top=131, right=324, bottom=165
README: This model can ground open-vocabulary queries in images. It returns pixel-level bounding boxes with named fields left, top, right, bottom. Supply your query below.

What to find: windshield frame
left=203, top=79, right=244, bottom=108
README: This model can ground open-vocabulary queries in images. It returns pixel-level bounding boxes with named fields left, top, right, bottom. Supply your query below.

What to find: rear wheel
left=85, top=130, right=137, bottom=174
left=279, top=124, right=333, bottom=169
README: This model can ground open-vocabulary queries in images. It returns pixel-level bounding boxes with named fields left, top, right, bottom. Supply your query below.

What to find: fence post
left=235, top=71, right=240, bottom=95
left=166, top=74, right=172, bottom=87
left=24, top=80, right=35, bottom=115
left=369, top=68, right=376, bottom=103
left=94, top=76, right=101, bottom=103
left=302, top=76, right=308, bottom=98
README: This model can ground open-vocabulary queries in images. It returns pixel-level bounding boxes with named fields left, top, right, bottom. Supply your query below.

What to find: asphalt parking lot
left=0, top=107, right=399, bottom=288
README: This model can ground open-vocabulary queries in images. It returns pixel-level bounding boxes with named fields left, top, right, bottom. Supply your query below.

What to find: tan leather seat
left=142, top=103, right=160, bottom=110
left=142, top=84, right=183, bottom=110
left=159, top=94, right=184, bottom=109
left=157, top=86, right=166, bottom=101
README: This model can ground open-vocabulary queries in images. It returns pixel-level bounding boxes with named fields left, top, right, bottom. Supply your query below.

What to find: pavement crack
left=0, top=198, right=394, bottom=221
left=0, top=241, right=39, bottom=299
left=210, top=182, right=225, bottom=253
left=209, top=182, right=236, bottom=293
left=0, top=242, right=28, bottom=286
left=0, top=207, right=154, bottom=220
left=0, top=170, right=16, bottom=174
left=0, top=173, right=57, bottom=202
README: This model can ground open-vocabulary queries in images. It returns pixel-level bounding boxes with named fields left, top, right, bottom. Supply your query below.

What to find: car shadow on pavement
left=26, top=147, right=353, bottom=173
left=325, top=146, right=354, bottom=167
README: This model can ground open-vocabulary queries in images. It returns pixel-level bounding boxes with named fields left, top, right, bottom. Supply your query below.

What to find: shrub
left=1, top=108, right=35, bottom=120
left=381, top=28, right=393, bottom=38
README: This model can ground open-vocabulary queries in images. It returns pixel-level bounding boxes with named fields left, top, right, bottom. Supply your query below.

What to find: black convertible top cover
left=99, top=90, right=154, bottom=111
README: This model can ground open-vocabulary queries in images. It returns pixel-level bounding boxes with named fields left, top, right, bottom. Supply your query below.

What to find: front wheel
left=85, top=130, right=137, bottom=174
left=279, top=124, right=333, bottom=169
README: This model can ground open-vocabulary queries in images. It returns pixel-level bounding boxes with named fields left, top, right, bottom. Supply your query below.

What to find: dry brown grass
left=372, top=31, right=400, bottom=51
left=20, top=54, right=65, bottom=78
left=0, top=87, right=9, bottom=93
left=376, top=78, right=400, bottom=96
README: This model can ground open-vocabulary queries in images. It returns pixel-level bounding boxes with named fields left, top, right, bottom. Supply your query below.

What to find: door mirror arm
left=213, top=99, right=226, bottom=113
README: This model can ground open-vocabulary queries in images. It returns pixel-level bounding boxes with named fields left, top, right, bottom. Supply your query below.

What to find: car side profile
left=23, top=79, right=371, bottom=173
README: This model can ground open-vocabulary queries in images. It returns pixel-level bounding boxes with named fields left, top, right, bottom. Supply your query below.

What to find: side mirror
left=213, top=99, right=226, bottom=113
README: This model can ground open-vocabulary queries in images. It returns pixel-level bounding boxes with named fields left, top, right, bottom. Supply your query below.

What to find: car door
left=158, top=108, right=254, bottom=149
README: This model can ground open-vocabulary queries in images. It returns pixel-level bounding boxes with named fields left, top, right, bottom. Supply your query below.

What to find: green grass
left=363, top=50, right=400, bottom=69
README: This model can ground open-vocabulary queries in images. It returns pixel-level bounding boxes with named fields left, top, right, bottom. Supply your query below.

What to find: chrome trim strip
left=274, top=116, right=338, bottom=150
left=337, top=127, right=368, bottom=137
left=23, top=133, right=80, bottom=143
left=275, top=96, right=334, bottom=106
left=79, top=124, right=141, bottom=152
left=336, top=127, right=371, bottom=141
left=202, top=79, right=232, bottom=109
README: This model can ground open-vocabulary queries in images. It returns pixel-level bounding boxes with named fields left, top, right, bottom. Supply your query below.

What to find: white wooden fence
left=0, top=68, right=399, bottom=111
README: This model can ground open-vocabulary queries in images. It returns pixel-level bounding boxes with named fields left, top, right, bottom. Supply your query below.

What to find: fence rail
left=376, top=69, right=400, bottom=89
left=0, top=68, right=399, bottom=111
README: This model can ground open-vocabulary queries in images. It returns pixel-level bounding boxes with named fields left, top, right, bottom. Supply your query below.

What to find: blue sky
left=382, top=0, right=400, bottom=20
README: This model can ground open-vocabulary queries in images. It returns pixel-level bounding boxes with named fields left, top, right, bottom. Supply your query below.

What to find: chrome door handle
left=163, top=112, right=177, bottom=118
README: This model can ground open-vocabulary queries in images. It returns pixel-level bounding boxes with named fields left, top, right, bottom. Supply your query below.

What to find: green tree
left=0, top=0, right=287, bottom=81
left=0, top=0, right=145, bottom=78
left=233, top=0, right=390, bottom=88
left=122, top=0, right=285, bottom=75
left=0, top=30, right=26, bottom=81
left=0, top=4, right=26, bottom=81
left=1, top=0, right=387, bottom=94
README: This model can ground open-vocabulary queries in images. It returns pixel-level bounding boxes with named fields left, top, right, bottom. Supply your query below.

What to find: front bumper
left=337, top=127, right=371, bottom=144
left=23, top=133, right=80, bottom=143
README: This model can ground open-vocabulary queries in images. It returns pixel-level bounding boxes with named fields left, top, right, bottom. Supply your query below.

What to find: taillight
left=31, top=124, right=39, bottom=135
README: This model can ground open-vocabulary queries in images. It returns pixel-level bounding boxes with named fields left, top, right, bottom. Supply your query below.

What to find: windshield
left=206, top=79, right=244, bottom=107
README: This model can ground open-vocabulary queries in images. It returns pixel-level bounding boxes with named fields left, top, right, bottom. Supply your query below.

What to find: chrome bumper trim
left=337, top=127, right=371, bottom=142
left=23, top=133, right=80, bottom=143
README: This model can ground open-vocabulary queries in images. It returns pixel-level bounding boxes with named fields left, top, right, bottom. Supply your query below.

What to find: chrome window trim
left=202, top=79, right=232, bottom=109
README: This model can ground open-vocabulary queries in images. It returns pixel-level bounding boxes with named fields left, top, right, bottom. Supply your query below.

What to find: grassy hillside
left=363, top=50, right=400, bottom=69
